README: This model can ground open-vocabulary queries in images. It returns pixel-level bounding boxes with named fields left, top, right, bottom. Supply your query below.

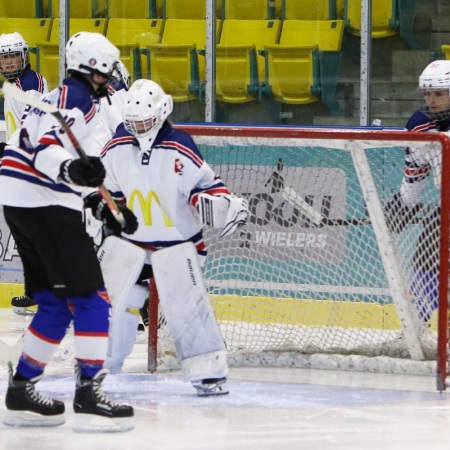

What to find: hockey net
left=148, top=125, right=450, bottom=391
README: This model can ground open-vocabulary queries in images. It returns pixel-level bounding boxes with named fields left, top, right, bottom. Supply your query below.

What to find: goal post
left=147, top=125, right=450, bottom=391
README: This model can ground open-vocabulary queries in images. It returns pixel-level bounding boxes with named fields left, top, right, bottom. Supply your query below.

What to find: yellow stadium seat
left=163, top=0, right=222, bottom=19
left=222, top=0, right=275, bottom=20
left=216, top=19, right=281, bottom=103
left=0, top=0, right=44, bottom=17
left=336, top=0, right=344, bottom=18
left=106, top=0, right=153, bottom=18
left=106, top=18, right=163, bottom=80
left=262, top=20, right=344, bottom=114
left=0, top=18, right=52, bottom=72
left=344, top=0, right=396, bottom=38
left=442, top=45, right=450, bottom=60
left=343, top=0, right=419, bottom=47
left=35, top=19, right=107, bottom=90
left=283, top=0, right=337, bottom=20
left=143, top=19, right=221, bottom=101
left=47, top=0, right=106, bottom=18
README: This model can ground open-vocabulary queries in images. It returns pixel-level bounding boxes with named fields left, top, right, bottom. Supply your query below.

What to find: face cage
left=419, top=88, right=450, bottom=122
left=124, top=116, right=157, bottom=137
left=0, top=51, right=26, bottom=80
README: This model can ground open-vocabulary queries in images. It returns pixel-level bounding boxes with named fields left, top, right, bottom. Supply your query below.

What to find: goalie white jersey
left=100, top=121, right=230, bottom=260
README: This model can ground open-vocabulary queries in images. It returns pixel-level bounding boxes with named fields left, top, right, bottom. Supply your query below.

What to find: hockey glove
left=384, top=193, right=423, bottom=233
left=84, top=193, right=139, bottom=235
left=59, top=157, right=106, bottom=187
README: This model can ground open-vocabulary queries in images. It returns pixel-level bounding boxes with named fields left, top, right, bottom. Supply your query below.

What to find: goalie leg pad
left=105, top=284, right=148, bottom=374
left=181, top=350, right=228, bottom=383
left=97, top=236, right=146, bottom=374
left=151, top=242, right=228, bottom=381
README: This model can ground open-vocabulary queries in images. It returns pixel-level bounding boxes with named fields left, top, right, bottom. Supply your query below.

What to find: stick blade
left=0, top=80, right=58, bottom=114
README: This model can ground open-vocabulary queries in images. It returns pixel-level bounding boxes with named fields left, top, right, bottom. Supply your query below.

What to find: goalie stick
left=282, top=186, right=430, bottom=227
left=0, top=80, right=123, bottom=221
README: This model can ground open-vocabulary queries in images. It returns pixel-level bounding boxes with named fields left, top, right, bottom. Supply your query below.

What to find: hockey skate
left=192, top=377, right=229, bottom=397
left=11, top=295, right=36, bottom=316
left=73, top=366, right=134, bottom=432
left=3, top=362, right=66, bottom=427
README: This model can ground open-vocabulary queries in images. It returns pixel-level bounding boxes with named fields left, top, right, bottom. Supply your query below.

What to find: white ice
left=1, top=309, right=450, bottom=450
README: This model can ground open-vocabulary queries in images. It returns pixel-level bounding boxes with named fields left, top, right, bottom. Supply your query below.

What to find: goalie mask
left=123, top=79, right=173, bottom=150
left=66, top=32, right=120, bottom=97
left=418, top=60, right=450, bottom=121
left=0, top=32, right=29, bottom=81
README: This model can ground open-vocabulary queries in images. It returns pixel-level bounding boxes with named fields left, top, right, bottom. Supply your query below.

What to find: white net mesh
left=155, top=129, right=446, bottom=376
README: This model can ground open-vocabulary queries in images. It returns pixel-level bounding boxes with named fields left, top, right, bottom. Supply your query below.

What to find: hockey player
left=0, top=32, right=138, bottom=432
left=0, top=31, right=49, bottom=315
left=85, top=61, right=132, bottom=248
left=99, top=79, right=248, bottom=396
left=384, top=60, right=450, bottom=327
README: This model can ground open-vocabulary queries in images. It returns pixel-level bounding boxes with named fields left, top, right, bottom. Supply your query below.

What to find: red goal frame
left=147, top=124, right=450, bottom=391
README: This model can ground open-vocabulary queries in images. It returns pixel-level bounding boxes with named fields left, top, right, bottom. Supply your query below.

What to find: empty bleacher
left=282, top=0, right=337, bottom=20
left=0, top=17, right=52, bottom=72
left=263, top=19, right=345, bottom=114
left=46, top=0, right=106, bottom=18
left=106, top=18, right=163, bottom=80
left=0, top=0, right=44, bottom=18
left=36, top=18, right=107, bottom=89
left=216, top=19, right=281, bottom=103
left=143, top=19, right=221, bottom=101
left=222, top=0, right=276, bottom=20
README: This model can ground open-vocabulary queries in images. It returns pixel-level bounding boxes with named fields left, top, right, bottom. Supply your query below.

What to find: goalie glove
left=197, top=193, right=249, bottom=237
left=384, top=193, right=423, bottom=233
left=84, top=193, right=139, bottom=236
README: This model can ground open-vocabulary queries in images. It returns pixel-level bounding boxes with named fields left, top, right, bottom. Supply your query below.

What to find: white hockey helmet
left=123, top=79, right=173, bottom=149
left=0, top=32, right=29, bottom=80
left=111, top=60, right=131, bottom=91
left=66, top=32, right=120, bottom=78
left=418, top=60, right=450, bottom=121
left=419, top=60, right=450, bottom=92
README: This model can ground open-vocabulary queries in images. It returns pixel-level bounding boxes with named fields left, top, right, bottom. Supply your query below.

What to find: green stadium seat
left=162, top=0, right=222, bottom=19
left=143, top=19, right=221, bottom=101
left=0, top=0, right=44, bottom=18
left=47, top=0, right=105, bottom=18
left=282, top=0, right=337, bottom=20
left=216, top=19, right=281, bottom=103
left=35, top=18, right=107, bottom=90
left=0, top=18, right=52, bottom=73
left=222, top=0, right=275, bottom=20
left=262, top=19, right=344, bottom=114
left=106, top=18, right=163, bottom=80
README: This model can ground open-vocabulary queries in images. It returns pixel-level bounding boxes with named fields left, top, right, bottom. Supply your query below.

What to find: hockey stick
left=282, top=186, right=431, bottom=227
left=0, top=80, right=123, bottom=221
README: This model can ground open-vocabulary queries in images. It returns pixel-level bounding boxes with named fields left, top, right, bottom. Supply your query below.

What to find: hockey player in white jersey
left=0, top=31, right=49, bottom=315
left=100, top=79, right=248, bottom=396
left=384, top=60, right=450, bottom=327
left=0, top=32, right=138, bottom=431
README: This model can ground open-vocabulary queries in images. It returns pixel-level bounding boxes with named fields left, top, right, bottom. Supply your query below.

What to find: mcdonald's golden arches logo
left=128, top=190, right=173, bottom=227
